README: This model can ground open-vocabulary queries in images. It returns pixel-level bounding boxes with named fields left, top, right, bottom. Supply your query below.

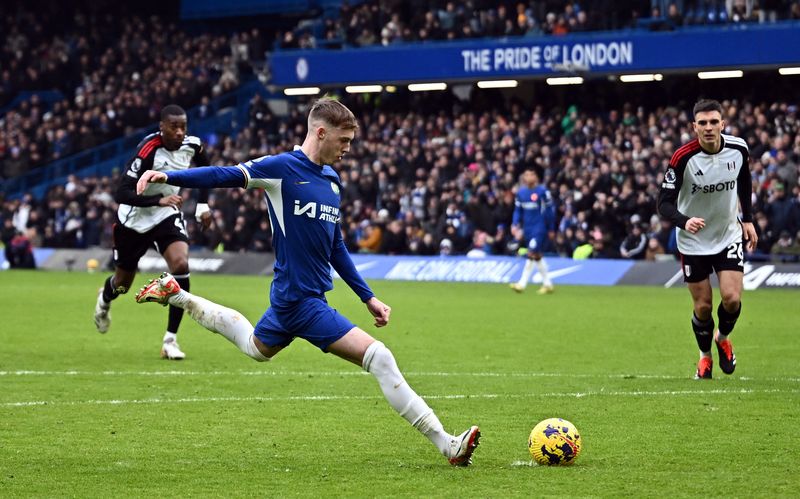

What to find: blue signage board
left=337, top=255, right=633, bottom=286
left=271, top=24, right=800, bottom=86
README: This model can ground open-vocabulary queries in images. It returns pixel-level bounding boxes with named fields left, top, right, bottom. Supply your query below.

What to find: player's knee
left=170, top=260, right=189, bottom=275
left=249, top=353, right=270, bottom=362
left=246, top=335, right=271, bottom=362
left=720, top=291, right=741, bottom=310
left=694, top=301, right=712, bottom=317
left=362, top=341, right=394, bottom=373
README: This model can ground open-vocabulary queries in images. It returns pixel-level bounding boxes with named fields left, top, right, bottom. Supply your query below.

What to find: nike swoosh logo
left=295, top=181, right=310, bottom=185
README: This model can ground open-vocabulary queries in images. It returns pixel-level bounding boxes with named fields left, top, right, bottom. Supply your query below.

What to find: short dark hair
left=693, top=99, right=723, bottom=118
left=525, top=165, right=543, bottom=181
left=308, top=96, right=358, bottom=130
left=161, top=104, right=186, bottom=121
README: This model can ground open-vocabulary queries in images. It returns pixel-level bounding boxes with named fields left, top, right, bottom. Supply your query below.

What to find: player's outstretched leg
left=362, top=340, right=480, bottom=466
left=136, top=273, right=268, bottom=361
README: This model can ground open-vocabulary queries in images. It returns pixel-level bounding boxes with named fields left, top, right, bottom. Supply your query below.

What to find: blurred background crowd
left=2, top=0, right=800, bottom=266
left=4, top=93, right=799, bottom=264
left=274, top=0, right=800, bottom=49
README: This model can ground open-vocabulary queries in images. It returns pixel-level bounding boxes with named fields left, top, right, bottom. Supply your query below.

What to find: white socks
left=516, top=258, right=552, bottom=288
left=167, top=290, right=268, bottom=361
left=537, top=259, right=552, bottom=287
left=363, top=341, right=452, bottom=455
left=163, top=331, right=178, bottom=344
left=517, top=259, right=535, bottom=288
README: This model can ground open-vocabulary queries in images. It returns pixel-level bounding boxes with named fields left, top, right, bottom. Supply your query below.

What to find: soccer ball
left=528, top=418, right=582, bottom=465
left=86, top=258, right=99, bottom=273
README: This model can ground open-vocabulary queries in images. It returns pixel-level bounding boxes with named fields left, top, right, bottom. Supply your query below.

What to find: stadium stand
left=273, top=0, right=800, bottom=50
left=0, top=0, right=268, bottom=179
left=2, top=92, right=798, bottom=260
left=2, top=0, right=799, bottom=264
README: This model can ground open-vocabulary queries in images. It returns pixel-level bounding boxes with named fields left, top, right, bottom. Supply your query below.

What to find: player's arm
left=115, top=152, right=177, bottom=207
left=511, top=195, right=522, bottom=239
left=543, top=190, right=556, bottom=236
left=137, top=155, right=281, bottom=194
left=736, top=146, right=758, bottom=251
left=330, top=224, right=391, bottom=327
left=136, top=166, right=245, bottom=194
left=657, top=154, right=699, bottom=233
left=330, top=223, right=374, bottom=302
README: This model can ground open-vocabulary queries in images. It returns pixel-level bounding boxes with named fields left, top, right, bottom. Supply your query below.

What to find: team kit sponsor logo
left=690, top=180, right=736, bottom=195
left=293, top=200, right=340, bottom=223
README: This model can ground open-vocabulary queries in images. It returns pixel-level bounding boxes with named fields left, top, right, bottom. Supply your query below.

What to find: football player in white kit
left=93, top=105, right=212, bottom=359
left=658, top=99, right=757, bottom=379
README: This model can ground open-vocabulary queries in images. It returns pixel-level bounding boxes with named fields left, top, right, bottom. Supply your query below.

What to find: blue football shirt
left=512, top=185, right=555, bottom=239
left=163, top=149, right=374, bottom=308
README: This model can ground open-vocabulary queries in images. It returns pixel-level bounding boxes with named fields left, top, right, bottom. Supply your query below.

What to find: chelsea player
left=133, top=97, right=480, bottom=466
left=510, top=167, right=556, bottom=294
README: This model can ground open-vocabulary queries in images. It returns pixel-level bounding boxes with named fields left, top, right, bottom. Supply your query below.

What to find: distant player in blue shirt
left=133, top=97, right=480, bottom=466
left=510, top=167, right=556, bottom=294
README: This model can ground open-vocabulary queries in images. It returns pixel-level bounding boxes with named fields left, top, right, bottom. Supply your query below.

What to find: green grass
left=0, top=270, right=798, bottom=498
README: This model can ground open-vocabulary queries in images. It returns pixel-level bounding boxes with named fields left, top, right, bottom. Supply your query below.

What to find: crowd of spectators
left=0, top=2, right=267, bottom=180
left=275, top=0, right=800, bottom=50
left=3, top=93, right=800, bottom=266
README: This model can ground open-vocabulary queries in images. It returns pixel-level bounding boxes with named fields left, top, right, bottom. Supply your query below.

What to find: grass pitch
left=0, top=270, right=798, bottom=497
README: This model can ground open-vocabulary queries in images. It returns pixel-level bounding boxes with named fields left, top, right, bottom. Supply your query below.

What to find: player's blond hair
left=308, top=96, right=358, bottom=130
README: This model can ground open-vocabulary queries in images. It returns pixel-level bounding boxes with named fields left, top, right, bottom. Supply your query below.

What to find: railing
left=2, top=80, right=267, bottom=199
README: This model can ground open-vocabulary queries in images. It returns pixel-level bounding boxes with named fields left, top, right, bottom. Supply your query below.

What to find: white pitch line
left=510, top=460, right=538, bottom=467
left=2, top=388, right=798, bottom=409
left=1, top=370, right=799, bottom=383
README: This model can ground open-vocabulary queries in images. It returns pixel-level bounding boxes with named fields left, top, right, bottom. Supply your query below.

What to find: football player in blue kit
left=510, top=167, right=555, bottom=294
left=133, top=97, right=480, bottom=466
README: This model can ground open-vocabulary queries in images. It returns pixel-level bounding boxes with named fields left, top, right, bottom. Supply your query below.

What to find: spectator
left=357, top=221, right=383, bottom=253
left=645, top=237, right=666, bottom=260
left=769, top=230, right=800, bottom=262
left=439, top=237, right=453, bottom=256
left=763, top=183, right=797, bottom=236
left=619, top=223, right=647, bottom=259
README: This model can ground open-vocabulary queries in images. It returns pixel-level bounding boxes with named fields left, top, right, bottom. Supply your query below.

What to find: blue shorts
left=525, top=233, right=547, bottom=253
left=253, top=296, right=356, bottom=352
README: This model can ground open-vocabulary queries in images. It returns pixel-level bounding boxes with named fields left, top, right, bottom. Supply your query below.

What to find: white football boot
left=94, top=288, right=111, bottom=333
left=161, top=339, right=186, bottom=360
left=447, top=425, right=481, bottom=466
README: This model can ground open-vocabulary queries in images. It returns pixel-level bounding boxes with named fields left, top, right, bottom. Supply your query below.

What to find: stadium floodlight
left=697, top=70, right=743, bottom=79
left=345, top=85, right=383, bottom=93
left=619, top=74, right=663, bottom=83
left=385, top=85, right=397, bottom=93
left=546, top=77, right=583, bottom=86
left=407, top=82, right=447, bottom=91
left=778, top=67, right=800, bottom=75
left=476, top=80, right=519, bottom=89
left=284, top=87, right=321, bottom=96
